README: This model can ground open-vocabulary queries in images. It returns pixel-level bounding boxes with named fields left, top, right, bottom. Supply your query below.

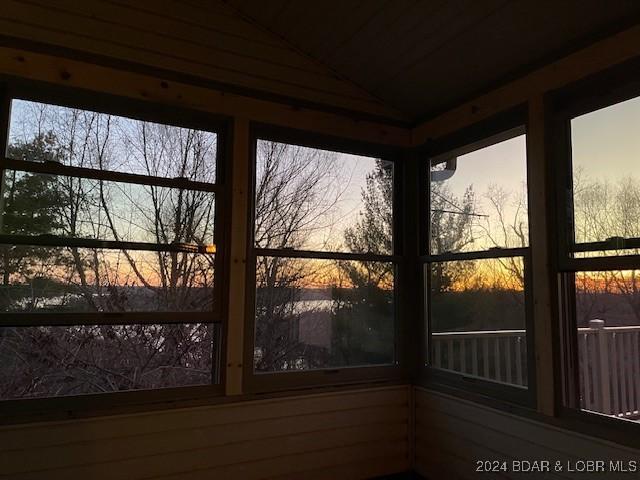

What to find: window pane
left=254, top=256, right=394, bottom=372
left=430, top=134, right=528, bottom=254
left=0, top=247, right=215, bottom=312
left=254, top=140, right=393, bottom=254
left=571, top=96, right=640, bottom=252
left=8, top=99, right=217, bottom=182
left=429, top=257, right=527, bottom=386
left=0, top=324, right=215, bottom=399
left=1, top=170, right=215, bottom=245
left=575, top=270, right=640, bottom=420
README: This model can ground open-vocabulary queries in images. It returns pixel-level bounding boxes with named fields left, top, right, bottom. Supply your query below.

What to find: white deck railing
left=432, top=320, right=640, bottom=418
left=432, top=329, right=527, bottom=386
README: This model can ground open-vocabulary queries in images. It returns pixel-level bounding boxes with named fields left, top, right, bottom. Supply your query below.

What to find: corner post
left=527, top=95, right=557, bottom=415
left=225, top=117, right=250, bottom=395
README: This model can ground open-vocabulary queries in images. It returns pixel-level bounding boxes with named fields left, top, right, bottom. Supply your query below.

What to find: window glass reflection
left=255, top=256, right=394, bottom=372
left=9, top=100, right=217, bottom=182
left=575, top=270, right=640, bottom=419
left=0, top=247, right=215, bottom=313
left=430, top=257, right=527, bottom=386
left=255, top=140, right=393, bottom=254
left=571, top=96, right=640, bottom=251
left=430, top=134, right=528, bottom=254
left=0, top=324, right=215, bottom=399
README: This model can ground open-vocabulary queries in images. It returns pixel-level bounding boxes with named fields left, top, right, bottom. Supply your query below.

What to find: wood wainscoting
left=414, top=387, right=640, bottom=480
left=0, top=386, right=409, bottom=479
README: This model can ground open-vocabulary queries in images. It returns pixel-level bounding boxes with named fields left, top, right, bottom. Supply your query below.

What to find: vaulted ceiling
left=2, top=0, right=639, bottom=125
left=225, top=0, right=640, bottom=122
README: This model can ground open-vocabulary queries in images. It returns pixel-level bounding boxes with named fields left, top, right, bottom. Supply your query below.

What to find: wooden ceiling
left=224, top=0, right=640, bottom=122
left=2, top=1, right=639, bottom=125
left=0, top=0, right=408, bottom=121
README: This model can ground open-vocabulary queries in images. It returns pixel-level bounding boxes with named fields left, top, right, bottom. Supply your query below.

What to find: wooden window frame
left=243, top=123, right=407, bottom=393
left=0, top=79, right=233, bottom=423
left=551, top=56, right=640, bottom=447
left=417, top=107, right=538, bottom=408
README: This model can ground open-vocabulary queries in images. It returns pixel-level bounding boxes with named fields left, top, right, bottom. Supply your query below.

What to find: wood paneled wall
left=414, top=387, right=640, bottom=480
left=0, top=386, right=409, bottom=479
left=0, top=0, right=404, bottom=121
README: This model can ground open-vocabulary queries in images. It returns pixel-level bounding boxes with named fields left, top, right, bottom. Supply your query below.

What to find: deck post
left=590, top=319, right=611, bottom=414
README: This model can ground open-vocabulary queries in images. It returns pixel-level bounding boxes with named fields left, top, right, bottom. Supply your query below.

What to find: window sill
left=0, top=378, right=410, bottom=426
left=417, top=366, right=536, bottom=410
left=244, top=364, right=407, bottom=394
left=0, top=384, right=224, bottom=426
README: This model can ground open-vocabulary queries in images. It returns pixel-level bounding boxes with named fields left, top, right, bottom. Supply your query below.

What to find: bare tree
left=572, top=171, right=640, bottom=325
left=429, top=179, right=477, bottom=293
left=1, top=103, right=218, bottom=398
left=254, top=140, right=348, bottom=371
left=481, top=182, right=529, bottom=297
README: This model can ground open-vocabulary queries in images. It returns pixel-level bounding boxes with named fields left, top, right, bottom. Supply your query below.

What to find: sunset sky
left=430, top=133, right=528, bottom=253
left=255, top=139, right=386, bottom=254
left=436, top=134, right=528, bottom=204
left=6, top=95, right=640, bottom=295
left=572, top=94, right=640, bottom=182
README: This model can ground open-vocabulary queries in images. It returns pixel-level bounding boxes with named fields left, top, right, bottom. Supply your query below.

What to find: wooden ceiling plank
left=322, top=0, right=468, bottom=111
left=367, top=0, right=511, bottom=92
left=395, top=1, right=640, bottom=118
left=326, top=0, right=422, bottom=70
left=0, top=46, right=412, bottom=145
left=282, top=2, right=365, bottom=57
left=262, top=1, right=307, bottom=37
left=222, top=0, right=407, bottom=118
left=313, top=0, right=391, bottom=63
left=0, top=18, right=402, bottom=119
left=28, top=0, right=332, bottom=76
left=341, top=0, right=452, bottom=75
left=2, top=0, right=400, bottom=113
left=117, top=0, right=283, bottom=47
left=411, top=24, right=640, bottom=143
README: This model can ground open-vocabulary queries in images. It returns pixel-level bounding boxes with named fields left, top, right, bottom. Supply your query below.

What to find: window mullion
left=0, top=311, right=221, bottom=327
left=255, top=247, right=397, bottom=263
left=2, top=157, right=219, bottom=193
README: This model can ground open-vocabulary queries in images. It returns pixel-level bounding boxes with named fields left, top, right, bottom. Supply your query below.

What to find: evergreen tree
left=1, top=133, right=63, bottom=309
left=332, top=160, right=395, bottom=365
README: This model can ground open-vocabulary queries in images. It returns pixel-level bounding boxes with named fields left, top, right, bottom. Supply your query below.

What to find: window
left=560, top=92, right=640, bottom=421
left=0, top=96, right=224, bottom=401
left=249, top=134, right=397, bottom=388
left=423, top=123, right=534, bottom=399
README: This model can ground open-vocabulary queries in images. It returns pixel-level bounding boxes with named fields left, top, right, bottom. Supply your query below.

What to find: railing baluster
left=505, top=336, right=512, bottom=384
left=592, top=320, right=611, bottom=414
left=610, top=333, right=620, bottom=415
left=626, top=332, right=634, bottom=416
left=581, top=332, right=591, bottom=410
left=628, top=332, right=634, bottom=414
left=472, top=338, right=478, bottom=376
left=494, top=337, right=501, bottom=382
left=483, top=337, right=490, bottom=379
left=430, top=325, right=640, bottom=418
left=631, top=332, right=640, bottom=411
left=627, top=332, right=637, bottom=415
left=515, top=336, right=523, bottom=386
left=620, top=333, right=629, bottom=416
left=590, top=333, right=601, bottom=412
left=626, top=332, right=635, bottom=415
